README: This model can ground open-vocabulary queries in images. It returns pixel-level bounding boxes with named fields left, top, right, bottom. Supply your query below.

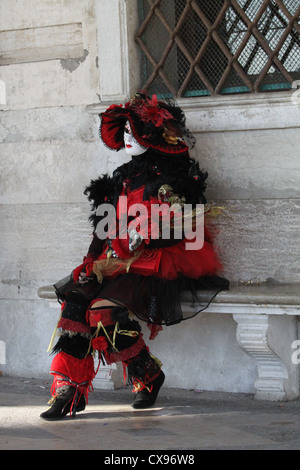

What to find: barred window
left=135, top=0, right=300, bottom=97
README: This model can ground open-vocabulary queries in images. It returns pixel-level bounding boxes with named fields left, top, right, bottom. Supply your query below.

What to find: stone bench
left=182, top=283, right=300, bottom=402
left=38, top=282, right=300, bottom=401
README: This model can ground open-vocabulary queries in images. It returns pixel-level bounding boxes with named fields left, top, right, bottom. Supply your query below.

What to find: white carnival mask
left=124, top=121, right=147, bottom=156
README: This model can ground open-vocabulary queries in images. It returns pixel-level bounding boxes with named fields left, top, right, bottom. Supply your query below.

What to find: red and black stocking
left=44, top=296, right=162, bottom=418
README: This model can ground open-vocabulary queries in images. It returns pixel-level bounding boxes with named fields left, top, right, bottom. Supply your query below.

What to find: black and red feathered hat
left=99, top=93, right=191, bottom=155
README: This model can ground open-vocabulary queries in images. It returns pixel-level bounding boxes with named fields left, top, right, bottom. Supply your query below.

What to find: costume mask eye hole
left=124, top=122, right=132, bottom=135
left=123, top=120, right=147, bottom=156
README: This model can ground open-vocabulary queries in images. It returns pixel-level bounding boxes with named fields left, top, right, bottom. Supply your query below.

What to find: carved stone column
left=233, top=313, right=289, bottom=401
left=94, top=0, right=140, bottom=103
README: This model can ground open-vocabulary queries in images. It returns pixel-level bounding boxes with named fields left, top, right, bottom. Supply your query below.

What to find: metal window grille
left=135, top=0, right=300, bottom=97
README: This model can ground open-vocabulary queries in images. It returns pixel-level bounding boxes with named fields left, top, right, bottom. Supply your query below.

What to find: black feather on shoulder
left=83, top=153, right=208, bottom=230
left=84, top=174, right=116, bottom=210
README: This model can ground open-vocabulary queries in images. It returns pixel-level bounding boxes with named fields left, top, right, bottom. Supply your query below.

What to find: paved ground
left=1, top=375, right=300, bottom=451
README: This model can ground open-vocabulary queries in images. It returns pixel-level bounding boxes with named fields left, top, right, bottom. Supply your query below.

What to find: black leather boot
left=132, top=371, right=165, bottom=409
left=40, top=386, right=86, bottom=420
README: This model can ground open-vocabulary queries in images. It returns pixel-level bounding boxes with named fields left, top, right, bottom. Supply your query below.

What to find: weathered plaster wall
left=0, top=0, right=103, bottom=379
left=0, top=0, right=99, bottom=110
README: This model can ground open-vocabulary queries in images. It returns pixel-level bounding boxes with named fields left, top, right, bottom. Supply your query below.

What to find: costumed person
left=40, top=93, right=229, bottom=420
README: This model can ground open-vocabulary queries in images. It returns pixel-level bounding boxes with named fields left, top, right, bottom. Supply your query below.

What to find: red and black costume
left=41, top=94, right=228, bottom=420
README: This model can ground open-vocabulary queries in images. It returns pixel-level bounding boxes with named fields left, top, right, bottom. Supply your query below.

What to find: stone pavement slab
left=1, top=376, right=300, bottom=451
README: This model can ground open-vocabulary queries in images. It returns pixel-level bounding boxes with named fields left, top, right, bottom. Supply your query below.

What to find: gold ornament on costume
left=162, top=127, right=179, bottom=145
left=158, top=184, right=186, bottom=207
left=204, top=203, right=228, bottom=218
left=92, top=249, right=143, bottom=284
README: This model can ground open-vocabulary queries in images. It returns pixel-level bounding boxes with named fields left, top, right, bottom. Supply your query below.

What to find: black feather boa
left=84, top=149, right=208, bottom=228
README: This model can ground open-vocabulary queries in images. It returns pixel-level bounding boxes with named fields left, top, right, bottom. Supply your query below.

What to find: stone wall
left=0, top=0, right=102, bottom=377
left=1, top=0, right=299, bottom=393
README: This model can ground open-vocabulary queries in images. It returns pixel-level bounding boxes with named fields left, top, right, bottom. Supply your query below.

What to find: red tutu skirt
left=89, top=229, right=227, bottom=328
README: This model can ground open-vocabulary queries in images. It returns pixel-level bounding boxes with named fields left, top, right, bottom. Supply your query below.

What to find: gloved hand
left=128, top=227, right=144, bottom=252
left=72, top=253, right=96, bottom=284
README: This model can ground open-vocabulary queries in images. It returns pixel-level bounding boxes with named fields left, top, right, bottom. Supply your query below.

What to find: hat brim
left=100, top=105, right=189, bottom=155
